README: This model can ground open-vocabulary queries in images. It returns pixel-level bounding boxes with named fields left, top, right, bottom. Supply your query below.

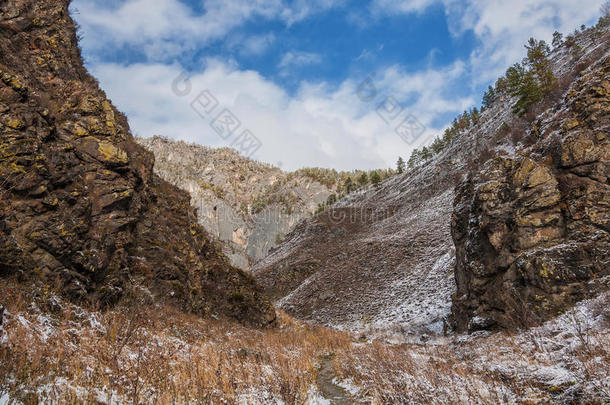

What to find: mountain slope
left=0, top=0, right=274, bottom=325
left=252, top=26, right=610, bottom=333
left=252, top=133, right=462, bottom=334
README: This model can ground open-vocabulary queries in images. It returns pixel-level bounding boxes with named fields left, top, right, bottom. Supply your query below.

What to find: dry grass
left=1, top=281, right=609, bottom=404
left=332, top=329, right=610, bottom=404
left=0, top=281, right=349, bottom=404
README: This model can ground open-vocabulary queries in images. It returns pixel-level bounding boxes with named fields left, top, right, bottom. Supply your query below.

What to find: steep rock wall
left=0, top=0, right=274, bottom=326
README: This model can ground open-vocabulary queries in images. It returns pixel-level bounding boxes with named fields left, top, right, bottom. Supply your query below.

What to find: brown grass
left=1, top=280, right=609, bottom=404
left=0, top=281, right=350, bottom=404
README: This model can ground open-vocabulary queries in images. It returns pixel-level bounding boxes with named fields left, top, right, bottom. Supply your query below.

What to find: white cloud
left=278, top=51, right=323, bottom=69
left=241, top=33, right=277, bottom=56
left=441, top=0, right=600, bottom=83
left=72, top=0, right=603, bottom=171
left=90, top=60, right=468, bottom=171
left=224, top=32, right=277, bottom=57
left=371, top=0, right=602, bottom=82
left=371, top=0, right=438, bottom=15
left=71, top=0, right=337, bottom=61
left=278, top=0, right=346, bottom=25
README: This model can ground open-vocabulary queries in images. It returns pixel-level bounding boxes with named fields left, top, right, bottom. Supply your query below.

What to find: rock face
left=0, top=0, right=274, bottom=325
left=452, top=54, right=610, bottom=332
left=138, top=136, right=338, bottom=270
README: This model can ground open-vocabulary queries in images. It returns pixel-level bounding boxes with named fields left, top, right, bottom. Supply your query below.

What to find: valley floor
left=0, top=281, right=608, bottom=404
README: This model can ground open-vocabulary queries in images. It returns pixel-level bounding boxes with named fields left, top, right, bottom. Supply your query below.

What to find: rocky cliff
left=0, top=0, right=274, bottom=325
left=138, top=136, right=350, bottom=269
left=452, top=48, right=610, bottom=332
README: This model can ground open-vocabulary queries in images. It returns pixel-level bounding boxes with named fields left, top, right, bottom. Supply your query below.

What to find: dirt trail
left=316, top=355, right=354, bottom=404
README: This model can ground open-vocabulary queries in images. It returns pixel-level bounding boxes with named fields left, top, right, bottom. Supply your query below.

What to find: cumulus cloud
left=448, top=0, right=602, bottom=81
left=71, top=0, right=336, bottom=62
left=372, top=0, right=602, bottom=81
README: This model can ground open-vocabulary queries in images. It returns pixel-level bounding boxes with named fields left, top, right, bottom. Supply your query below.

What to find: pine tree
left=370, top=171, right=381, bottom=187
left=431, top=137, right=445, bottom=154
left=512, top=71, right=544, bottom=115
left=408, top=149, right=420, bottom=168
left=552, top=31, right=563, bottom=48
left=500, top=39, right=556, bottom=116
left=442, top=126, right=456, bottom=144
left=495, top=76, right=508, bottom=94
left=343, top=177, right=354, bottom=194
left=482, top=85, right=496, bottom=108
left=599, top=1, right=610, bottom=27
left=396, top=157, right=406, bottom=174
left=421, top=146, right=431, bottom=160
left=505, top=63, right=526, bottom=95
left=524, top=38, right=555, bottom=92
left=471, top=107, right=480, bottom=123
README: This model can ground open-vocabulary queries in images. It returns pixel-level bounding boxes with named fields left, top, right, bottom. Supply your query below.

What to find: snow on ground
left=331, top=377, right=361, bottom=397
left=236, top=388, right=286, bottom=404
left=1, top=290, right=608, bottom=403
left=0, top=393, right=11, bottom=405
left=304, top=387, right=331, bottom=405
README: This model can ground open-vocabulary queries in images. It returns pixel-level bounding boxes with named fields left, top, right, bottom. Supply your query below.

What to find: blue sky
left=70, top=0, right=602, bottom=170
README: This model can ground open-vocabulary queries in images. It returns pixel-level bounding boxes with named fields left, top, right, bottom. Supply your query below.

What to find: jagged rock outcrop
left=452, top=55, right=610, bottom=332
left=0, top=0, right=274, bottom=325
left=137, top=136, right=336, bottom=270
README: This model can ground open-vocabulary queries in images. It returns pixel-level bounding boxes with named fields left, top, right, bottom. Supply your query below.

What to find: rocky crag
left=452, top=43, right=610, bottom=332
left=0, top=0, right=274, bottom=325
